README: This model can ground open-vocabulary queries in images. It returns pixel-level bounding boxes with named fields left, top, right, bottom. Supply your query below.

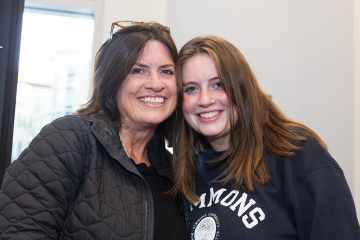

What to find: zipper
left=144, top=198, right=148, bottom=240
left=90, top=119, right=154, bottom=239
left=142, top=177, right=157, bottom=240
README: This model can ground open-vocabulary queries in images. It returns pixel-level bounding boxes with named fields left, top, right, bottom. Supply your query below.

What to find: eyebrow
left=133, top=63, right=175, bottom=68
left=183, top=81, right=197, bottom=86
left=160, top=64, right=175, bottom=68
left=183, top=76, right=219, bottom=86
left=133, top=63, right=148, bottom=68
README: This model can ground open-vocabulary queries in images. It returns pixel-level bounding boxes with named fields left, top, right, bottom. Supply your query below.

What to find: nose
left=198, top=89, right=216, bottom=107
left=144, top=72, right=165, bottom=92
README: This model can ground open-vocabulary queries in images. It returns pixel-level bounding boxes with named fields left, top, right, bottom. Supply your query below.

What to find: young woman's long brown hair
left=170, top=36, right=326, bottom=204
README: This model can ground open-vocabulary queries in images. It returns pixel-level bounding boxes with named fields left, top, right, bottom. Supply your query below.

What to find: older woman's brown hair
left=76, top=22, right=177, bottom=136
left=170, top=36, right=326, bottom=204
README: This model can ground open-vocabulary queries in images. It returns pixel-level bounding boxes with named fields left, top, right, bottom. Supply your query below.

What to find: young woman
left=171, top=36, right=360, bottom=240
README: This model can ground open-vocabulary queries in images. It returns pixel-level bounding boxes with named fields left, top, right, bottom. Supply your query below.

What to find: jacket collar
left=88, top=114, right=173, bottom=179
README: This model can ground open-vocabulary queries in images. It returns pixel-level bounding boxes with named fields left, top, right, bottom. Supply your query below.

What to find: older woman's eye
left=132, top=68, right=143, bottom=74
left=162, top=69, right=174, bottom=75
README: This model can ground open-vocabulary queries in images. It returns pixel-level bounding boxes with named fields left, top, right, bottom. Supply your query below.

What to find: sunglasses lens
left=119, top=22, right=141, bottom=27
left=109, top=21, right=169, bottom=42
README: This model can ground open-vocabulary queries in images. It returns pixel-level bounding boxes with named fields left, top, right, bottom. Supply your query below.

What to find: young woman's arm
left=288, top=134, right=360, bottom=240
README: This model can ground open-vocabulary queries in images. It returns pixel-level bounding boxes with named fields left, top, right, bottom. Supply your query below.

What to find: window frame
left=0, top=0, right=25, bottom=186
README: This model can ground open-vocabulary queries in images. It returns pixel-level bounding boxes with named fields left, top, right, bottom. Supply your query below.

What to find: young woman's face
left=182, top=54, right=237, bottom=150
left=117, top=41, right=177, bottom=130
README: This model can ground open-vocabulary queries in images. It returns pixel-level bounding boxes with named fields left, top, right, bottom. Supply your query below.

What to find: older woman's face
left=117, top=41, right=177, bottom=129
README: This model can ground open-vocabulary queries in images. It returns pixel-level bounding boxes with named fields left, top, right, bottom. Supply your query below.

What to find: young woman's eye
left=184, top=86, right=197, bottom=93
left=214, top=82, right=222, bottom=89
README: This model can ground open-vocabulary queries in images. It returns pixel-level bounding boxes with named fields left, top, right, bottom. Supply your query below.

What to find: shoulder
left=271, top=127, right=345, bottom=202
left=280, top=129, right=360, bottom=238
left=33, top=115, right=94, bottom=143
left=3, top=116, right=92, bottom=189
left=18, top=115, right=95, bottom=161
left=42, top=114, right=91, bottom=133
left=267, top=127, right=343, bottom=195
left=290, top=128, right=340, bottom=171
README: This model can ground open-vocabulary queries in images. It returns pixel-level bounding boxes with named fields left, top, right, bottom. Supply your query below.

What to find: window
left=11, top=6, right=94, bottom=161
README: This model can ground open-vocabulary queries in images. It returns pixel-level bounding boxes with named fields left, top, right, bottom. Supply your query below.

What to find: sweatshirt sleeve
left=292, top=166, right=360, bottom=240
left=0, top=116, right=88, bottom=239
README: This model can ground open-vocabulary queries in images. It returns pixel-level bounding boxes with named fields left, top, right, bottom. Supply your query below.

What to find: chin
left=144, top=116, right=168, bottom=125
left=196, top=126, right=229, bottom=140
left=198, top=130, right=223, bottom=138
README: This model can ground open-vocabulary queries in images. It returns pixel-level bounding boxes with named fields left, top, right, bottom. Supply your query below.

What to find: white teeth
left=200, top=111, right=220, bottom=118
left=139, top=97, right=164, bottom=104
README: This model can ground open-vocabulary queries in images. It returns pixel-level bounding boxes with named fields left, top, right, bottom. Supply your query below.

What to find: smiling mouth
left=199, top=111, right=220, bottom=118
left=139, top=97, right=165, bottom=104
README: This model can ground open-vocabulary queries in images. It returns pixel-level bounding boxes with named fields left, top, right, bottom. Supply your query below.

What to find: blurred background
left=6, top=0, right=360, bottom=219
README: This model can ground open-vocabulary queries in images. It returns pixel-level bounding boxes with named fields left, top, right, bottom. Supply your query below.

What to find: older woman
left=0, top=22, right=189, bottom=240
left=171, top=36, right=360, bottom=239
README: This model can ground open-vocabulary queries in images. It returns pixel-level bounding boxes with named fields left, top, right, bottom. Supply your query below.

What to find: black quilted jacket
left=0, top=114, right=190, bottom=239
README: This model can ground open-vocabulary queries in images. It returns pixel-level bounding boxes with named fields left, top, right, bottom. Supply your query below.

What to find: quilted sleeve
left=0, top=116, right=88, bottom=239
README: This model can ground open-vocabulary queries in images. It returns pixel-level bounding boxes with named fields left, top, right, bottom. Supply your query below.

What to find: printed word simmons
left=193, top=188, right=265, bottom=229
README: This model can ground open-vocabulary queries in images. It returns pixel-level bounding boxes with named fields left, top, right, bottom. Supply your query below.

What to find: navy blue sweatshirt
left=190, top=133, right=360, bottom=240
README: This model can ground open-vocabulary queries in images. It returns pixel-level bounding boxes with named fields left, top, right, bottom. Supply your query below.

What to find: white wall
left=167, top=0, right=355, bottom=191
left=98, top=0, right=168, bottom=44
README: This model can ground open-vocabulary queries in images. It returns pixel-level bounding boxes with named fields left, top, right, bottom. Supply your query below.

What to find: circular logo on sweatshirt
left=191, top=213, right=219, bottom=240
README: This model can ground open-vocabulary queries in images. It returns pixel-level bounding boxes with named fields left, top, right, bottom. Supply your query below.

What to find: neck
left=119, top=124, right=157, bottom=166
left=207, top=136, right=230, bottom=152
left=209, top=143, right=229, bottom=152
